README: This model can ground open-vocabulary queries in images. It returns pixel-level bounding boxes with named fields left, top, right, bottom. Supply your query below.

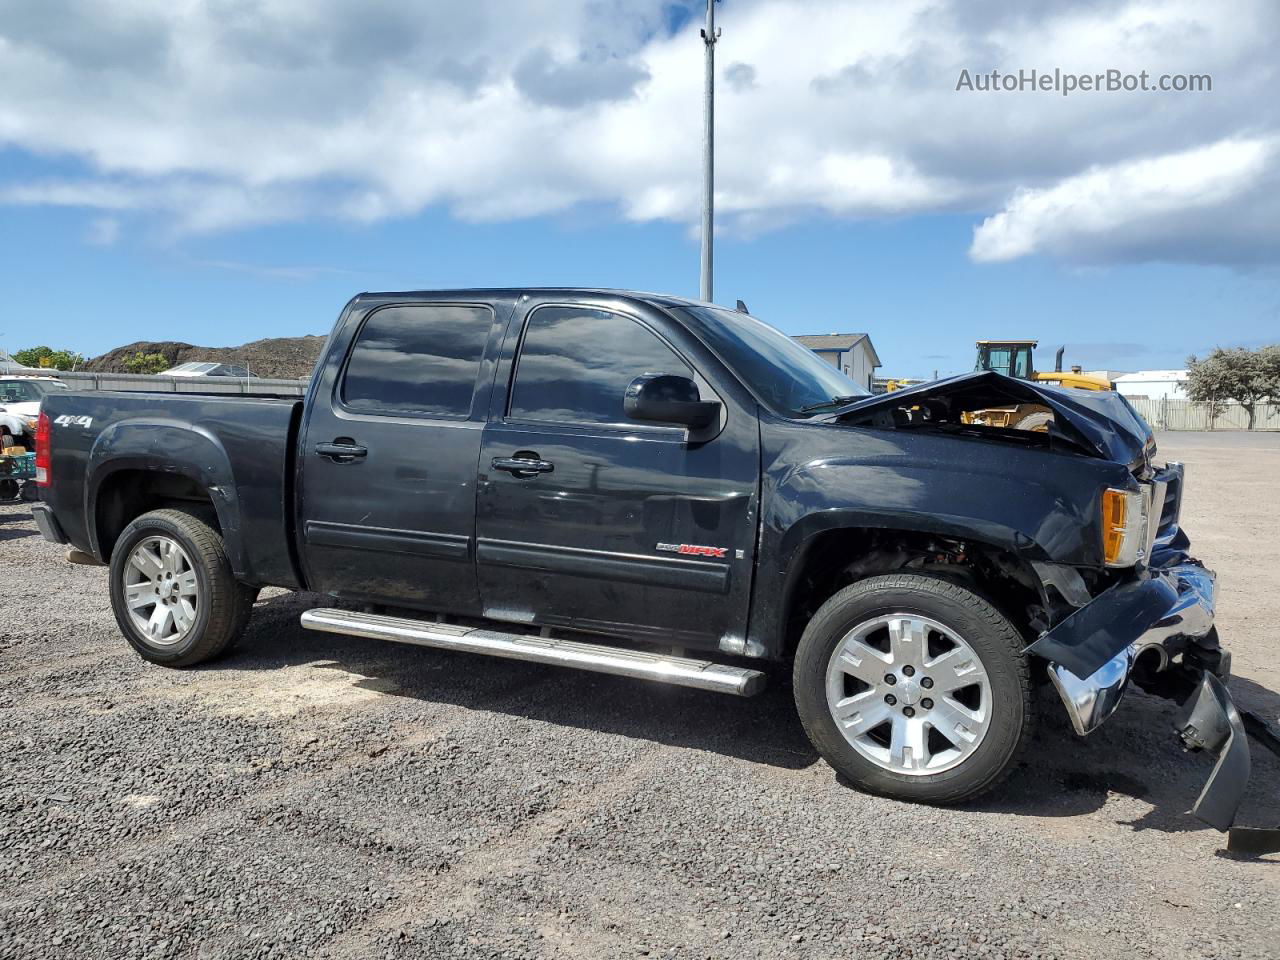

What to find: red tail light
left=35, top=411, right=51, bottom=486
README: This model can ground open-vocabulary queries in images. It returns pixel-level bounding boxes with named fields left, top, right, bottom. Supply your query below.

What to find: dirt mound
left=85, top=335, right=326, bottom=379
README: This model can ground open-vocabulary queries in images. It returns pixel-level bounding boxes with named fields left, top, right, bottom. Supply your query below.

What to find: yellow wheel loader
left=966, top=340, right=1112, bottom=431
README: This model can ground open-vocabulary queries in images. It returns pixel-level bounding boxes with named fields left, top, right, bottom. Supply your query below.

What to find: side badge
left=656, top=542, right=728, bottom=559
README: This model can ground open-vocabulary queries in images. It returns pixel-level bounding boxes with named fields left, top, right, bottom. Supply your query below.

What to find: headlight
left=1101, top=487, right=1150, bottom=567
left=24, top=418, right=37, bottom=430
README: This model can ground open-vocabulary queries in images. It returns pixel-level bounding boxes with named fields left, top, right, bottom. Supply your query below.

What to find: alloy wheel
left=122, top=536, right=199, bottom=647
left=824, top=613, right=992, bottom=775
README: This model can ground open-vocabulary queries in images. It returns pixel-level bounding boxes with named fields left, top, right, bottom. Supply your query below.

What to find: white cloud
left=0, top=0, right=1275, bottom=265
left=970, top=137, right=1279, bottom=263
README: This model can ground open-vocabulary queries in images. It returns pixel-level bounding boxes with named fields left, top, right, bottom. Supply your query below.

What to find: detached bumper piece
left=1174, top=673, right=1279, bottom=854
left=1030, top=547, right=1278, bottom=851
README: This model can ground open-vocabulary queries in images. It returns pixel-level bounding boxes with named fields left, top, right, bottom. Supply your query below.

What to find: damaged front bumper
left=1037, top=558, right=1221, bottom=739
left=1027, top=468, right=1275, bottom=851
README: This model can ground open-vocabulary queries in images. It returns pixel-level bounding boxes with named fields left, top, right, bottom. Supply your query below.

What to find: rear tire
left=793, top=574, right=1032, bottom=804
left=108, top=508, right=255, bottom=667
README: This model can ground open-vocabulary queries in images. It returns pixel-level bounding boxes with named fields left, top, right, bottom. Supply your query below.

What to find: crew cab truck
left=31, top=289, right=1266, bottom=847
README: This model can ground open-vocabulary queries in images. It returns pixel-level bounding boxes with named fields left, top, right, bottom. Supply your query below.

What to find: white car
left=0, top=376, right=69, bottom=449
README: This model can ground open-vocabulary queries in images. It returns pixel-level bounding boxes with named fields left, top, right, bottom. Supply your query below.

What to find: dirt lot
left=1, top=432, right=1278, bottom=960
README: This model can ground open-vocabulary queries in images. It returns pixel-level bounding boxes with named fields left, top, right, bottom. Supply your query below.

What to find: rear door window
left=341, top=304, right=493, bottom=418
left=509, top=306, right=692, bottom=425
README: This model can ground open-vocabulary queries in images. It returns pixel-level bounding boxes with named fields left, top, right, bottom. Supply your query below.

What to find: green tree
left=122, top=352, right=171, bottom=375
left=13, top=346, right=85, bottom=371
left=1184, top=345, right=1280, bottom=430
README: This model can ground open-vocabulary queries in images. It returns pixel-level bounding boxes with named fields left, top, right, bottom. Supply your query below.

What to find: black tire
left=108, top=508, right=255, bottom=667
left=229, top=586, right=260, bottom=650
left=1013, top=411, right=1054, bottom=433
left=793, top=574, right=1033, bottom=804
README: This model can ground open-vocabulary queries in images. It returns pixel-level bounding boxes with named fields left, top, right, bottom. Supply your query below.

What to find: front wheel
left=793, top=574, right=1033, bottom=804
left=108, top=508, right=255, bottom=667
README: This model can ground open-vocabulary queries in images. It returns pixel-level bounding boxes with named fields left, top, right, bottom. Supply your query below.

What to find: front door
left=299, top=298, right=508, bottom=613
left=476, top=300, right=759, bottom=650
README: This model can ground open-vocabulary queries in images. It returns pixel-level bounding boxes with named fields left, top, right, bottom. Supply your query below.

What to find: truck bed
left=39, top=390, right=304, bottom=588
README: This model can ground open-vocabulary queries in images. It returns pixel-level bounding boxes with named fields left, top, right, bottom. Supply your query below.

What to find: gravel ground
left=1, top=431, right=1278, bottom=960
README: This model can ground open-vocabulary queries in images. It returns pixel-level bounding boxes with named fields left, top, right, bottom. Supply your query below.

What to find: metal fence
left=1127, top=397, right=1280, bottom=431
left=49, top=370, right=310, bottom=396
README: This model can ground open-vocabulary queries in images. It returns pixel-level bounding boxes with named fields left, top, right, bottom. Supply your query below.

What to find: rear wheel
left=108, top=508, right=255, bottom=667
left=793, top=574, right=1032, bottom=803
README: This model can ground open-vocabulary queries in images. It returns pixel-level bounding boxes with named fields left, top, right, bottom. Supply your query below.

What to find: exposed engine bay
left=831, top=371, right=1155, bottom=466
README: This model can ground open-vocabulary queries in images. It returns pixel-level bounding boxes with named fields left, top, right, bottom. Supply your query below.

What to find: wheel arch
left=86, top=420, right=244, bottom=573
left=767, top=519, right=1047, bottom=662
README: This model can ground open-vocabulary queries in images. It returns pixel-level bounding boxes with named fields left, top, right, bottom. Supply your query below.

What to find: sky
left=1, top=0, right=1277, bottom=379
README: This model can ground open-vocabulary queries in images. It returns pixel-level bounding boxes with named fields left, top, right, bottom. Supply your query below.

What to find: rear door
left=475, top=297, right=760, bottom=651
left=299, top=297, right=510, bottom=613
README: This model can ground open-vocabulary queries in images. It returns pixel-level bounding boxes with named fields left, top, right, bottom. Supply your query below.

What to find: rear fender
left=86, top=419, right=244, bottom=574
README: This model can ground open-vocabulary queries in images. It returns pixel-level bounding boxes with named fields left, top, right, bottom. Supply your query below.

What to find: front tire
left=108, top=508, right=254, bottom=667
left=793, top=574, right=1032, bottom=804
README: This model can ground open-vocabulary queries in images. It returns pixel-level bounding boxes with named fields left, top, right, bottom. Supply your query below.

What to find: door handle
left=316, top=440, right=368, bottom=462
left=491, top=456, right=554, bottom=478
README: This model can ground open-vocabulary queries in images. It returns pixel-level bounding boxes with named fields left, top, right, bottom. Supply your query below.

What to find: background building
left=792, top=334, right=881, bottom=390
left=1112, top=369, right=1189, bottom=400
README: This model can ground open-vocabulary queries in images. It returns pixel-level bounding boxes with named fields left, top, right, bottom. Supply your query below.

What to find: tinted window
left=342, top=304, right=492, bottom=417
left=510, top=307, right=692, bottom=424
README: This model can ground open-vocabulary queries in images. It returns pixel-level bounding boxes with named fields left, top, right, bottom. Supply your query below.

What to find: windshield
left=0, top=379, right=65, bottom=403
left=676, top=305, right=870, bottom=418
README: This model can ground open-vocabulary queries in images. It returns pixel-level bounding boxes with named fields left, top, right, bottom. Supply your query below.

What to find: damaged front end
left=833, top=373, right=1275, bottom=848
left=1027, top=463, right=1277, bottom=852
left=832, top=369, right=1156, bottom=465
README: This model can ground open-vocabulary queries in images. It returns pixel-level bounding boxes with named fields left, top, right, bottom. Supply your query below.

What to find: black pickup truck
left=30, top=288, right=1259, bottom=842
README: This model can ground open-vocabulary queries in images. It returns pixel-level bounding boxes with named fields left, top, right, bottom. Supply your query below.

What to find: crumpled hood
left=832, top=371, right=1154, bottom=467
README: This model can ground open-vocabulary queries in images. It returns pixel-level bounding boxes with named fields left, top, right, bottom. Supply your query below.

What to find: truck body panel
left=31, top=287, right=1260, bottom=843
left=40, top=391, right=302, bottom=588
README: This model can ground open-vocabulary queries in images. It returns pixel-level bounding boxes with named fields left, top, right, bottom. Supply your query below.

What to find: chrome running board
left=299, top=608, right=766, bottom=697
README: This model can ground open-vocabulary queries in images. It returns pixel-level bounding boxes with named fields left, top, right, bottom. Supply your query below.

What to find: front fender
left=0, top=412, right=27, bottom=436
left=745, top=421, right=1135, bottom=658
left=770, top=456, right=1106, bottom=568
left=86, top=418, right=245, bottom=574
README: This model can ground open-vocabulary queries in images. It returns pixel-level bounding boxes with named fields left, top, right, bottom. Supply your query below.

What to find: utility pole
left=699, top=0, right=719, bottom=302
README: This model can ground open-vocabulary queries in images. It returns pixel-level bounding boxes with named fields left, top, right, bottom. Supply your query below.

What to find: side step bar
left=300, top=608, right=767, bottom=697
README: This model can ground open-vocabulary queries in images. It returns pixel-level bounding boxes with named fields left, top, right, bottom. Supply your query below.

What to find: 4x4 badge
left=656, top=542, right=728, bottom=558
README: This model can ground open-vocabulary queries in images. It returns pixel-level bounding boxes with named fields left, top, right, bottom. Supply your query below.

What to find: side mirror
left=624, top=374, right=721, bottom=429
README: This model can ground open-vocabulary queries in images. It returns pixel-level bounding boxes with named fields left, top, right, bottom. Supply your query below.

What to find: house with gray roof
left=792, top=334, right=881, bottom=391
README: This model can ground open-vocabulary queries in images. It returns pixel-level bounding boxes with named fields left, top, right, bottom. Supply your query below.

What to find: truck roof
left=352, top=288, right=714, bottom=310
